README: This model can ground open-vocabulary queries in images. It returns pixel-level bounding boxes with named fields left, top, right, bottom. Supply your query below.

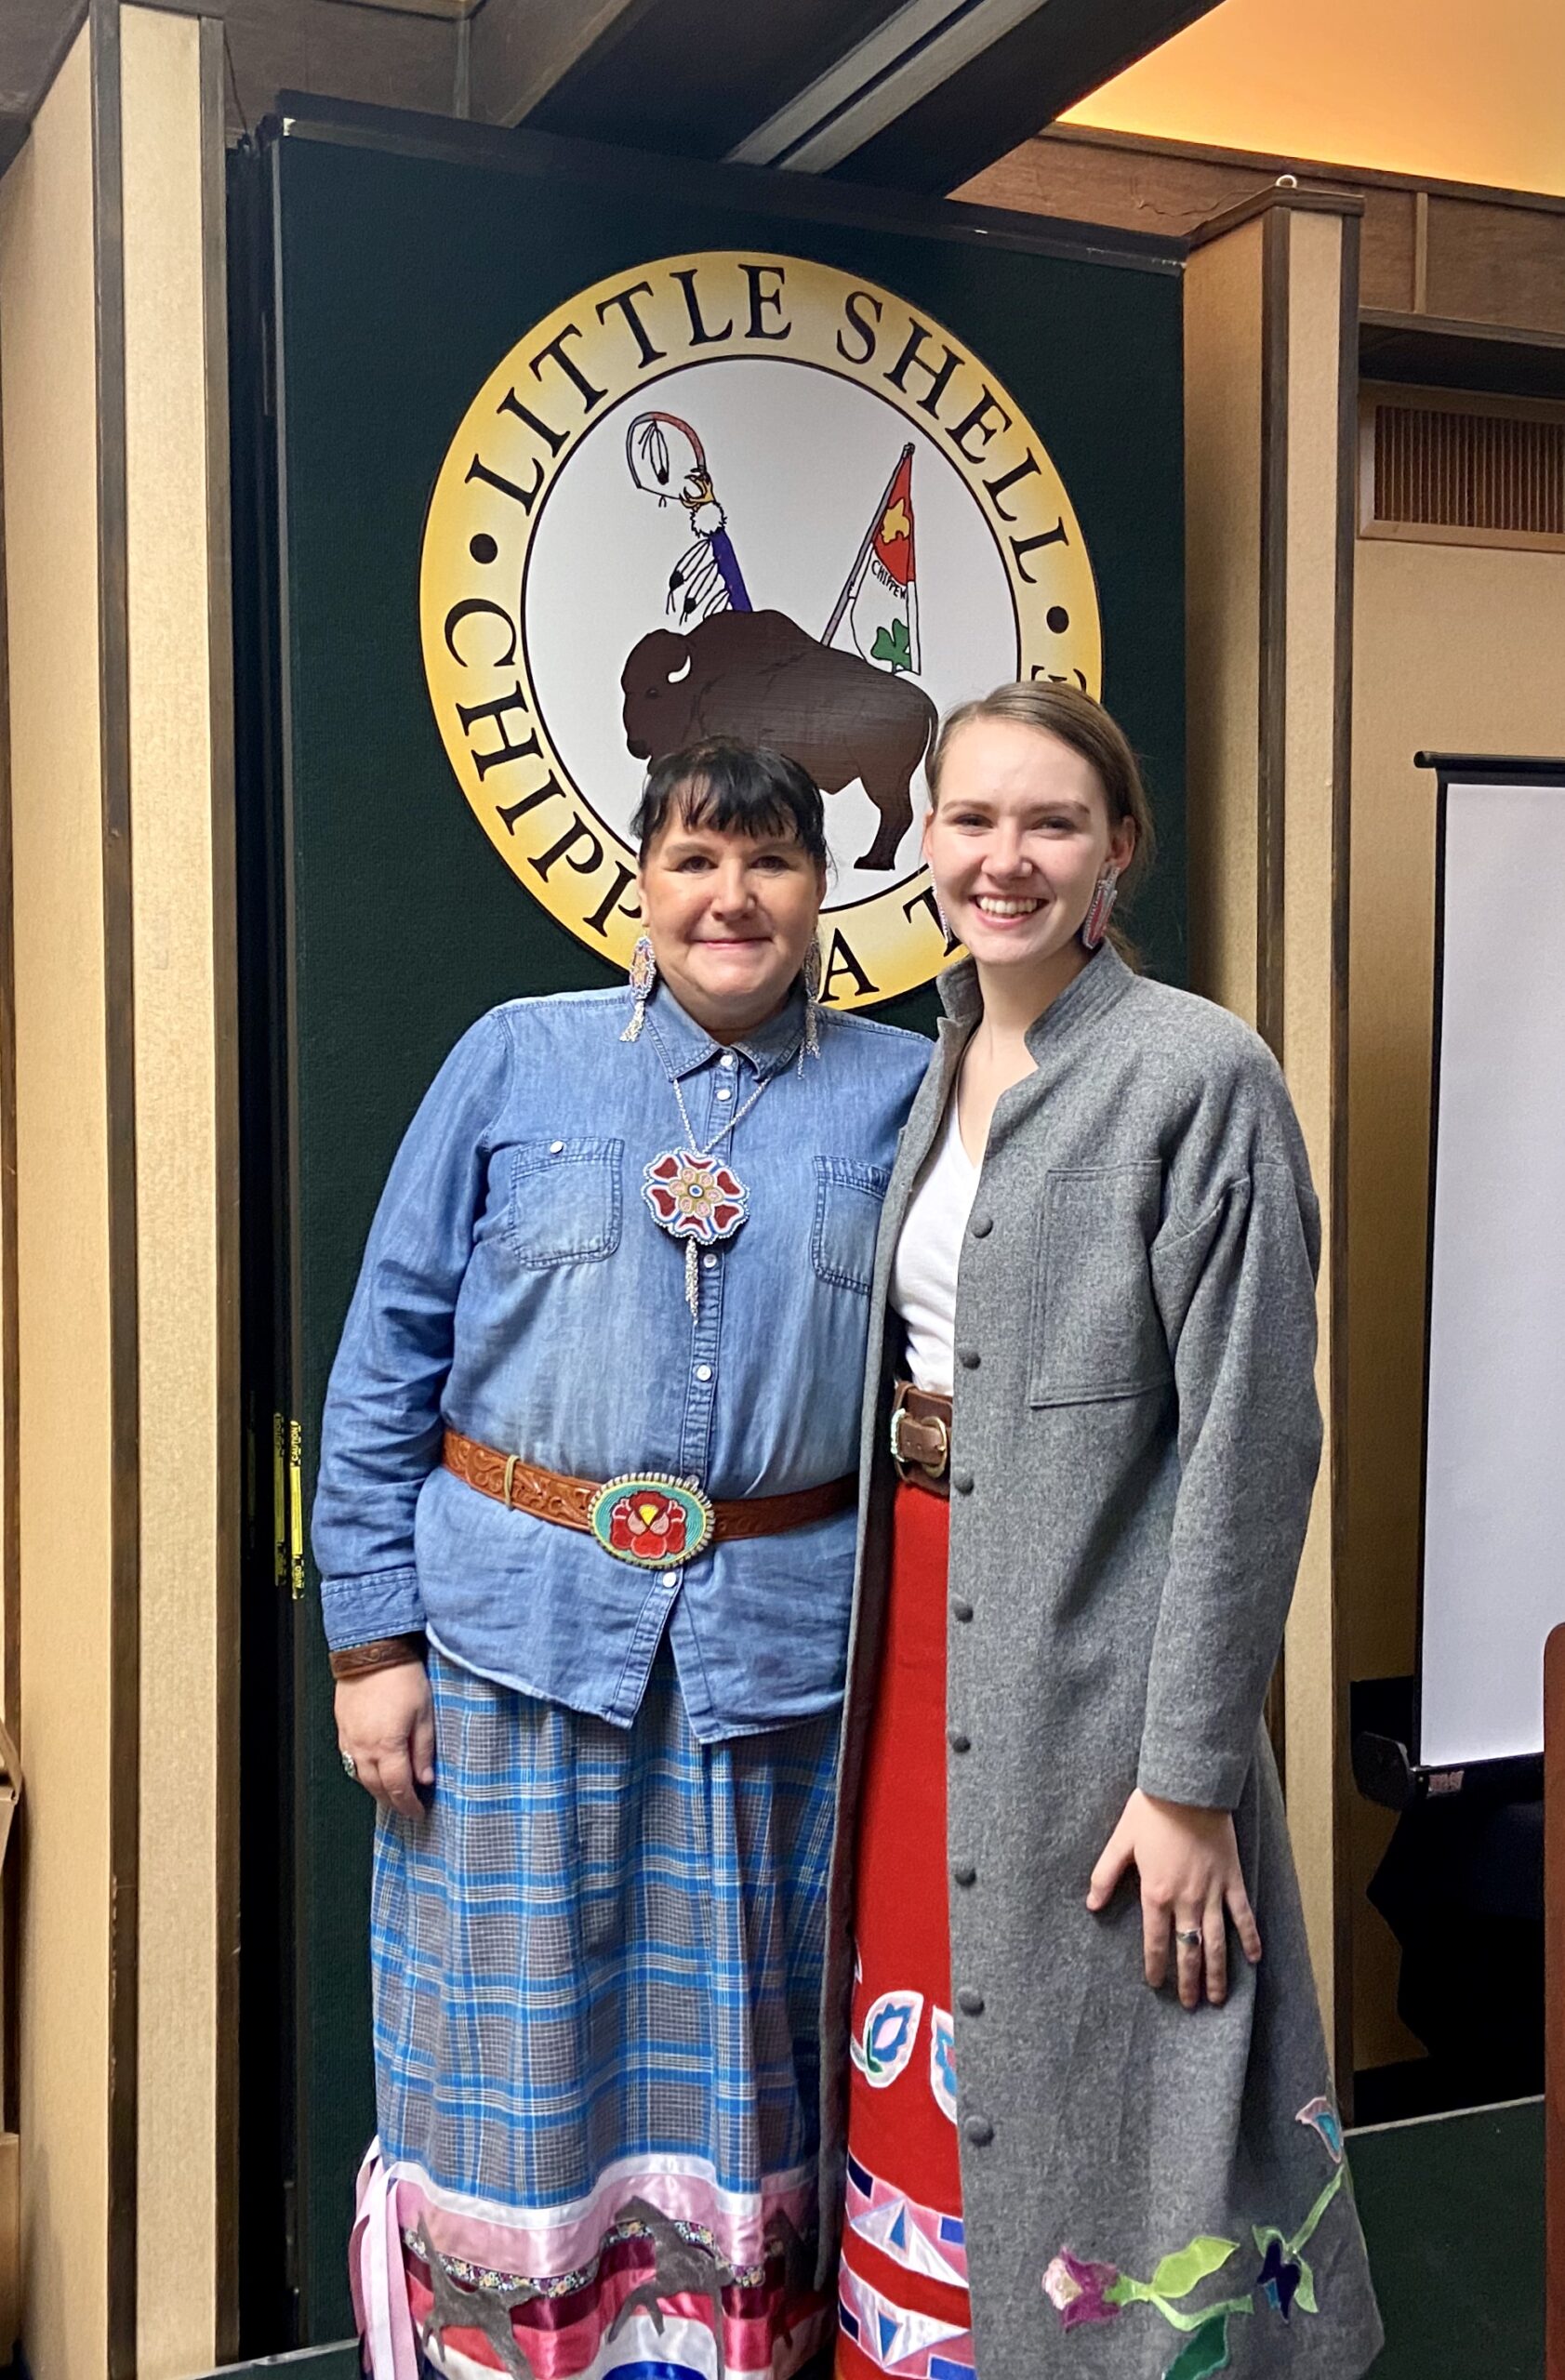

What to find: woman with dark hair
left=824, top=683, right=1382, bottom=2380
left=314, top=739, right=927, bottom=2380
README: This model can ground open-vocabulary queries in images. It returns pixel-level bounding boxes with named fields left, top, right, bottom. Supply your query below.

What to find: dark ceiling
left=0, top=0, right=1224, bottom=195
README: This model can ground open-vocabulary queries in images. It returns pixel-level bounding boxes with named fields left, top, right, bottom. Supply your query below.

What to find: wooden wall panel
left=962, top=128, right=1414, bottom=320
left=1184, top=215, right=1263, bottom=1023
left=1359, top=188, right=1417, bottom=316
left=1426, top=194, right=1565, bottom=336
left=964, top=128, right=1565, bottom=340
left=153, top=0, right=460, bottom=136
left=958, top=129, right=1260, bottom=233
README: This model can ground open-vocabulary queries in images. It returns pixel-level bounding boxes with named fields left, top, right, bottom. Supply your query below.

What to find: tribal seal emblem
left=421, top=251, right=1101, bottom=1008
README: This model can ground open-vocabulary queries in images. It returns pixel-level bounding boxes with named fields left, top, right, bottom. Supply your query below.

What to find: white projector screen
left=1419, top=770, right=1565, bottom=1768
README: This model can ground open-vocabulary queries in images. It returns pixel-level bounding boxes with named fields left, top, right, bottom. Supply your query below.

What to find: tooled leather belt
left=889, top=1381, right=953, bottom=1499
left=442, top=1429, right=855, bottom=1571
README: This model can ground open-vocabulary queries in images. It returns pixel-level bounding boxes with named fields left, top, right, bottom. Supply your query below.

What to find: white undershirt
left=890, top=1092, right=980, bottom=1395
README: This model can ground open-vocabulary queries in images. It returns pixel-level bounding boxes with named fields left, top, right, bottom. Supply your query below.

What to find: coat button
left=957, top=1987, right=985, bottom=2016
left=951, top=1859, right=976, bottom=1886
left=969, top=1213, right=993, bottom=1238
left=951, top=1469, right=974, bottom=1495
left=957, top=1346, right=979, bottom=1369
left=950, top=1595, right=974, bottom=1622
left=963, top=2115, right=995, bottom=2147
left=948, top=1727, right=971, bottom=1753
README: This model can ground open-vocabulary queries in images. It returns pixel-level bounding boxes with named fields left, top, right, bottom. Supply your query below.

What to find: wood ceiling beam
left=471, top=0, right=1227, bottom=198
left=831, top=0, right=1226, bottom=194
left=0, top=0, right=80, bottom=121
left=1, top=0, right=1231, bottom=205
left=479, top=0, right=911, bottom=151
left=467, top=0, right=658, bottom=130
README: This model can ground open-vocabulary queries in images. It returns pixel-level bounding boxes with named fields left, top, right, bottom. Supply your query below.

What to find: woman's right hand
left=336, top=1662, right=435, bottom=1818
left=1086, top=1789, right=1262, bottom=2009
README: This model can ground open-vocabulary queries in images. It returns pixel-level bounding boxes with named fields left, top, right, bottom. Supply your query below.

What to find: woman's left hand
left=1086, top=1789, right=1262, bottom=2009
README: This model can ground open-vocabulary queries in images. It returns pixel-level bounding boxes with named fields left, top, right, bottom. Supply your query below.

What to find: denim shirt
left=312, top=982, right=928, bottom=1740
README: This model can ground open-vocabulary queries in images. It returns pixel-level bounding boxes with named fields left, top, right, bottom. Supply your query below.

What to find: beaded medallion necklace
left=641, top=1012, right=800, bottom=1319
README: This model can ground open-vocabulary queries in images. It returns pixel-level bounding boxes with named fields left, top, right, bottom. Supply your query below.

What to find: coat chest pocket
left=812, top=1157, right=891, bottom=1296
left=503, top=1136, right=623, bottom=1268
left=1029, top=1164, right=1172, bottom=1405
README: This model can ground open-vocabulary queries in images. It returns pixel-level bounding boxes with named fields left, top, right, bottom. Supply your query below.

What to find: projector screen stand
left=1352, top=1676, right=1544, bottom=1811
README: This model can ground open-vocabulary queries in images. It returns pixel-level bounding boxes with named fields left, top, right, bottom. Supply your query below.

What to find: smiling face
left=639, top=800, right=827, bottom=1041
left=923, top=717, right=1136, bottom=998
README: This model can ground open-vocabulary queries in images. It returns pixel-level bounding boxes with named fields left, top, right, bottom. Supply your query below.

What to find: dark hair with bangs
left=631, top=739, right=829, bottom=867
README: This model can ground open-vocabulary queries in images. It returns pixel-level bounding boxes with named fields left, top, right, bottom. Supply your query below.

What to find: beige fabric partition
left=0, top=26, right=117, bottom=2374
left=0, top=6, right=235, bottom=2372
left=122, top=9, right=236, bottom=2373
left=1184, top=186, right=1360, bottom=2090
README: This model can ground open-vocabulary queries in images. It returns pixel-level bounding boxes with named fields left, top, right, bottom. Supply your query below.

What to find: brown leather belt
left=443, top=1429, right=855, bottom=1567
left=889, top=1381, right=953, bottom=1499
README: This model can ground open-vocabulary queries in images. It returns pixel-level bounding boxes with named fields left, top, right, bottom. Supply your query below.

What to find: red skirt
left=836, top=1482, right=974, bottom=2380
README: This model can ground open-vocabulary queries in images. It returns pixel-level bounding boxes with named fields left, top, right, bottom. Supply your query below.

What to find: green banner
left=253, top=100, right=1185, bottom=2337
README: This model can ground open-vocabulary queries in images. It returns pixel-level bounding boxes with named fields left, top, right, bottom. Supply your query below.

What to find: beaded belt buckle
left=889, top=1406, right=950, bottom=1480
left=588, top=1473, right=716, bottom=1569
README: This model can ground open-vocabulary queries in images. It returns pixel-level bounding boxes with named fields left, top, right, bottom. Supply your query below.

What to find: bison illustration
left=620, top=609, right=935, bottom=871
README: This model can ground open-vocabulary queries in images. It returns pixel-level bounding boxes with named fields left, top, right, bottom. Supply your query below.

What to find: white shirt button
left=702, top=1253, right=718, bottom=1270
left=716, top=1086, right=733, bottom=1101
left=549, top=1140, right=564, bottom=1154
left=696, top=1363, right=713, bottom=1382
left=659, top=1570, right=679, bottom=1588
left=720, top=1052, right=736, bottom=1069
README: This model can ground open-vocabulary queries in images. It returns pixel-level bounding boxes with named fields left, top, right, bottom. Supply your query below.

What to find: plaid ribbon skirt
left=351, top=1644, right=837, bottom=2380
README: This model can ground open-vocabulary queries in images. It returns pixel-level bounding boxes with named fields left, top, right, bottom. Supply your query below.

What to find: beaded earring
left=802, top=937, right=825, bottom=1059
left=621, top=934, right=657, bottom=1041
left=1081, top=869, right=1120, bottom=952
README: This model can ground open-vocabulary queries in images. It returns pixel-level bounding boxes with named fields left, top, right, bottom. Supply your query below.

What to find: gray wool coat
left=816, top=945, right=1383, bottom=2380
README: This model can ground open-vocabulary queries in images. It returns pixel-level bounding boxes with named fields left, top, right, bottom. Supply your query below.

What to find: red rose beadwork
left=589, top=1474, right=716, bottom=1569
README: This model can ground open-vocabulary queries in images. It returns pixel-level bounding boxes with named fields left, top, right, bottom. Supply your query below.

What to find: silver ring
left=340, top=1752, right=357, bottom=1779
left=1175, top=1927, right=1202, bottom=1948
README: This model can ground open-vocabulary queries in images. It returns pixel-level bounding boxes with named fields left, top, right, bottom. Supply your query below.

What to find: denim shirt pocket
left=1028, top=1163, right=1173, bottom=1405
left=503, top=1136, right=624, bottom=1269
left=812, top=1156, right=892, bottom=1297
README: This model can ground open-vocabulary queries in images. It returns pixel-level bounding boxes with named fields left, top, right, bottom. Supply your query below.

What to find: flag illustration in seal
left=831, top=443, right=921, bottom=677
